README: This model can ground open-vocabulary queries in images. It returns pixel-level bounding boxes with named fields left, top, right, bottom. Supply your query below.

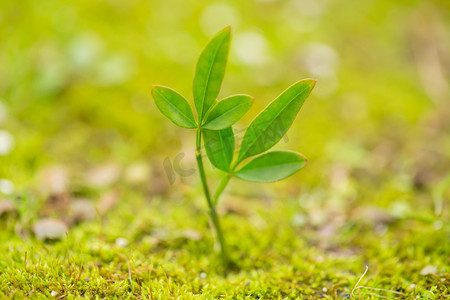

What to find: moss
left=1, top=189, right=448, bottom=299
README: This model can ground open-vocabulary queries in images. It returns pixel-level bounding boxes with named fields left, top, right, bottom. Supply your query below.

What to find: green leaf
left=152, top=86, right=197, bottom=129
left=203, top=127, right=234, bottom=172
left=237, top=79, right=315, bottom=163
left=203, top=94, right=254, bottom=130
left=235, top=150, right=307, bottom=182
left=193, top=26, right=231, bottom=121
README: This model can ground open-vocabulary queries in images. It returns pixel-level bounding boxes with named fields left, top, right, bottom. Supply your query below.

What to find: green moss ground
left=1, top=183, right=448, bottom=299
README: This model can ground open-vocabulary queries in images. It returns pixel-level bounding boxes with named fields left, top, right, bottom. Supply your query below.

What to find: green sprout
left=151, top=26, right=315, bottom=267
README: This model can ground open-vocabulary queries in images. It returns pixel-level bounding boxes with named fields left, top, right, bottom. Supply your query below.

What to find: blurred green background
left=1, top=0, right=449, bottom=297
left=1, top=0, right=449, bottom=212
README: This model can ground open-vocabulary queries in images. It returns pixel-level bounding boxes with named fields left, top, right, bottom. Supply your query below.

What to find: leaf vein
left=200, top=38, right=224, bottom=118
left=239, top=84, right=311, bottom=160
left=158, top=90, right=195, bottom=127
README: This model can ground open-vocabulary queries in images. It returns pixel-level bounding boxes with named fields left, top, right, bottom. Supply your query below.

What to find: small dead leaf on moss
left=85, top=163, right=120, bottom=188
left=41, top=193, right=70, bottom=217
left=33, top=218, right=69, bottom=240
left=420, top=265, right=438, bottom=276
left=354, top=206, right=396, bottom=224
left=115, top=237, right=128, bottom=247
left=182, top=229, right=202, bottom=241
left=218, top=196, right=251, bottom=216
left=124, top=162, right=150, bottom=184
left=149, top=164, right=170, bottom=195
left=0, top=200, right=17, bottom=217
left=142, top=235, right=162, bottom=247
left=39, top=165, right=69, bottom=195
left=71, top=199, right=97, bottom=222
left=0, top=179, right=15, bottom=194
left=97, top=190, right=120, bottom=215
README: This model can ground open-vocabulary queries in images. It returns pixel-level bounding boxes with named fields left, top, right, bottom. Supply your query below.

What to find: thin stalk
left=213, top=174, right=231, bottom=205
left=195, top=129, right=229, bottom=265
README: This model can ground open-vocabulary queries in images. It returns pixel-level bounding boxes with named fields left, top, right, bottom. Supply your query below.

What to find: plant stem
left=195, top=129, right=229, bottom=266
left=213, top=174, right=231, bottom=205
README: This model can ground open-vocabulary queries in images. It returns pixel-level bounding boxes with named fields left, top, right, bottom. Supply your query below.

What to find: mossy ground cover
left=1, top=181, right=448, bottom=299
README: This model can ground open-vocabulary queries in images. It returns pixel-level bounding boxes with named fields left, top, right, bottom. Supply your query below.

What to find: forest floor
left=1, top=173, right=448, bottom=299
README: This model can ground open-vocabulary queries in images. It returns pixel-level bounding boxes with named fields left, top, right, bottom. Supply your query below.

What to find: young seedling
left=152, top=26, right=315, bottom=268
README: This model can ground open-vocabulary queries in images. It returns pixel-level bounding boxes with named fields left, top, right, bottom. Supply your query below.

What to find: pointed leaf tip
left=152, top=86, right=197, bottom=129
left=203, top=94, right=254, bottom=130
left=235, top=150, right=307, bottom=182
left=237, top=79, right=315, bottom=162
left=193, top=27, right=232, bottom=121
